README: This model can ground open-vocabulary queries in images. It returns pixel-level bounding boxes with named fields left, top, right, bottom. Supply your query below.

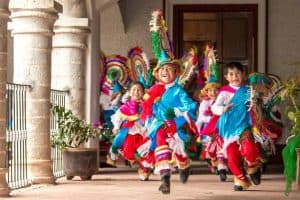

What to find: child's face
left=129, top=84, right=144, bottom=102
left=157, top=64, right=178, bottom=84
left=224, top=68, right=244, bottom=87
left=207, top=88, right=218, bottom=100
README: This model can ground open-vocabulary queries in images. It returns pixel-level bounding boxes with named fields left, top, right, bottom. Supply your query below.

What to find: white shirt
left=211, top=84, right=240, bottom=116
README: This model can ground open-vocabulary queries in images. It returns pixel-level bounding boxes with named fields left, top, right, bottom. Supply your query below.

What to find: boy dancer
left=141, top=50, right=197, bottom=194
left=211, top=62, right=263, bottom=191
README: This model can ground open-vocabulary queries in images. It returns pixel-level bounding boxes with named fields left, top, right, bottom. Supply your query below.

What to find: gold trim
left=234, top=176, right=251, bottom=189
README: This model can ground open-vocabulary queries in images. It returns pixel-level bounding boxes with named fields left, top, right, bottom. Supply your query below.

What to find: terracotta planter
left=63, top=147, right=98, bottom=180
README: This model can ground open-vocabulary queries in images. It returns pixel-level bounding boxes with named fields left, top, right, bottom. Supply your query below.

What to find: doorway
left=172, top=4, right=258, bottom=78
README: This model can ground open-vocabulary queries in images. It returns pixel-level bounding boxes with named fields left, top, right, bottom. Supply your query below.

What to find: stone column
left=52, top=17, right=89, bottom=119
left=0, top=0, right=10, bottom=196
left=9, top=0, right=58, bottom=184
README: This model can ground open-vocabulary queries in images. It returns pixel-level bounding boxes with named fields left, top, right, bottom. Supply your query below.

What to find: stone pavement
left=2, top=168, right=300, bottom=200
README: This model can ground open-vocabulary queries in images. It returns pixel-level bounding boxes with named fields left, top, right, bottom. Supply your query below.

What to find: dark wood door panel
left=222, top=18, right=249, bottom=60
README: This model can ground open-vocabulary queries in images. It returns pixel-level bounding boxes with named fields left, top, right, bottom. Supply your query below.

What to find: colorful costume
left=146, top=9, right=198, bottom=194
left=196, top=44, right=227, bottom=180
left=197, top=96, right=227, bottom=180
left=212, top=84, right=262, bottom=190
left=144, top=82, right=197, bottom=173
left=248, top=73, right=283, bottom=160
left=108, top=99, right=154, bottom=180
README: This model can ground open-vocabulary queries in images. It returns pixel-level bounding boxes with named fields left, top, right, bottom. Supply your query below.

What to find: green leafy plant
left=279, top=79, right=300, bottom=195
left=279, top=79, right=300, bottom=135
left=51, top=105, right=113, bottom=150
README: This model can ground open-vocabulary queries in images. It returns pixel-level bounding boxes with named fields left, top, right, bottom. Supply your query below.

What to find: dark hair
left=224, top=62, right=245, bottom=74
left=130, top=81, right=145, bottom=91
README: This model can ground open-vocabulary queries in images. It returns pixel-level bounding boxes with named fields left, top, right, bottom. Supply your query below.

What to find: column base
left=31, top=176, right=56, bottom=185
left=28, top=160, right=56, bottom=185
left=0, top=168, right=10, bottom=197
left=0, top=188, right=11, bottom=197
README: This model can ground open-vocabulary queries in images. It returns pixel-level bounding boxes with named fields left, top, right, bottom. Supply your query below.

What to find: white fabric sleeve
left=196, top=100, right=212, bottom=124
left=110, top=111, right=122, bottom=130
left=211, top=92, right=227, bottom=116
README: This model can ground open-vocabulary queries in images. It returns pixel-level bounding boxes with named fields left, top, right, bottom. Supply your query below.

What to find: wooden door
left=217, top=12, right=254, bottom=75
left=173, top=4, right=258, bottom=84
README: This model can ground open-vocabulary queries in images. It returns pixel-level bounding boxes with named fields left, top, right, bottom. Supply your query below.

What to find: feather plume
left=149, top=9, right=173, bottom=59
left=178, top=47, right=198, bottom=86
left=127, top=47, right=149, bottom=83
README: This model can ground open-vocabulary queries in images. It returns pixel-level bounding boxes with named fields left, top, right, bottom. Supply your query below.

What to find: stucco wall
left=268, top=0, right=300, bottom=80
left=99, top=0, right=162, bottom=58
left=268, top=0, right=300, bottom=144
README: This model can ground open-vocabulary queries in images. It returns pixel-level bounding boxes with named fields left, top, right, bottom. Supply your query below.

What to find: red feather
left=140, top=84, right=165, bottom=122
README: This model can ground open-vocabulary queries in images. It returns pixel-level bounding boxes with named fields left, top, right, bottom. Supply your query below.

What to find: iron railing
left=50, top=89, right=68, bottom=177
left=6, top=83, right=31, bottom=189
left=5, top=83, right=68, bottom=189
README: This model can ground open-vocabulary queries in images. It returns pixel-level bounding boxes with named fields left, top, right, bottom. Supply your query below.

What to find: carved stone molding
left=10, top=10, right=57, bottom=36
left=53, top=17, right=90, bottom=49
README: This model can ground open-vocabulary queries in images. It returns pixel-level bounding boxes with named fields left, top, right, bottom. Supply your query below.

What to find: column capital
left=0, top=0, right=9, bottom=19
left=0, top=7, right=9, bottom=32
left=9, top=0, right=60, bottom=12
left=9, top=0, right=59, bottom=36
left=0, top=10, right=9, bottom=18
left=53, top=17, right=90, bottom=49
left=54, top=16, right=90, bottom=33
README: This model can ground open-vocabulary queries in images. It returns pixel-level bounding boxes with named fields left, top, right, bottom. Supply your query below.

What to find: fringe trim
left=154, top=161, right=171, bottom=175
left=177, top=158, right=191, bottom=170
left=234, top=175, right=251, bottom=189
left=138, top=168, right=151, bottom=181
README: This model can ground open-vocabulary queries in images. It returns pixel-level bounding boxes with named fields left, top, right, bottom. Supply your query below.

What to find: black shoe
left=218, top=169, right=227, bottom=182
left=179, top=167, right=190, bottom=183
left=158, top=174, right=170, bottom=194
left=250, top=170, right=261, bottom=185
left=233, top=185, right=244, bottom=191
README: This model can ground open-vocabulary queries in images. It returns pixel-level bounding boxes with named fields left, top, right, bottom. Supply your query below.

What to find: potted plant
left=51, top=105, right=112, bottom=180
left=279, top=79, right=300, bottom=195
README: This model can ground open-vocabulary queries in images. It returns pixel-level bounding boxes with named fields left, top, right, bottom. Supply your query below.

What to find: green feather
left=146, top=68, right=154, bottom=87
left=151, top=32, right=161, bottom=59
left=108, top=68, right=120, bottom=81
left=211, top=63, right=219, bottom=81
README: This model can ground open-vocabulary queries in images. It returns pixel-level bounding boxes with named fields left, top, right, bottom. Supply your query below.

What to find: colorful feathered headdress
left=203, top=44, right=219, bottom=83
left=149, top=9, right=174, bottom=60
left=150, top=9, right=198, bottom=85
left=200, top=44, right=220, bottom=95
left=127, top=47, right=150, bottom=82
left=178, top=46, right=198, bottom=86
left=101, top=55, right=130, bottom=95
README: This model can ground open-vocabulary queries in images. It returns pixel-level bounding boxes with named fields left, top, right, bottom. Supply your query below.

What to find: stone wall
left=268, top=0, right=300, bottom=144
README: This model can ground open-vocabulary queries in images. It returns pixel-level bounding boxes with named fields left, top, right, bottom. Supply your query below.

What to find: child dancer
left=196, top=82, right=228, bottom=182
left=211, top=62, right=263, bottom=191
left=141, top=50, right=197, bottom=194
left=107, top=82, right=154, bottom=180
